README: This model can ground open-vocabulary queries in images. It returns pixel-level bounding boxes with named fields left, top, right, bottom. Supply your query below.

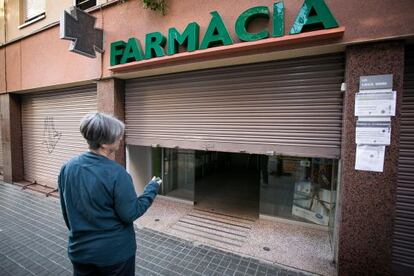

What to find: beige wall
left=2, top=26, right=101, bottom=93
left=5, top=0, right=110, bottom=43
left=0, top=48, right=5, bottom=93
left=0, top=0, right=5, bottom=44
left=126, top=145, right=152, bottom=194
left=0, top=0, right=414, bottom=93
left=6, top=0, right=70, bottom=42
left=0, top=0, right=4, bottom=92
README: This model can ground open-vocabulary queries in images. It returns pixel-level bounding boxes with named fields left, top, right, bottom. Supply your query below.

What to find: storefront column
left=0, top=93, right=24, bottom=183
left=97, top=79, right=125, bottom=167
left=336, top=41, right=405, bottom=275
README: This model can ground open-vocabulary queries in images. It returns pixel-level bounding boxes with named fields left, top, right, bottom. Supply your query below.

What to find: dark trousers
left=72, top=255, right=135, bottom=276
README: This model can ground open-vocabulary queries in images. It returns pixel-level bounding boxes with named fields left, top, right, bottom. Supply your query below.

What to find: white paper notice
left=355, top=91, right=396, bottom=116
left=355, top=122, right=391, bottom=145
left=358, top=116, right=391, bottom=122
left=355, top=145, right=385, bottom=172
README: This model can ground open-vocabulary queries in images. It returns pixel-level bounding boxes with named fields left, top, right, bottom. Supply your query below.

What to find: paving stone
left=224, top=268, right=236, bottom=275
left=267, top=267, right=280, bottom=275
left=247, top=267, right=257, bottom=275
left=0, top=182, right=314, bottom=276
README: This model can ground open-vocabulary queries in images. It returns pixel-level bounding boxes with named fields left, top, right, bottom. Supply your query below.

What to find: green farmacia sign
left=110, top=0, right=338, bottom=66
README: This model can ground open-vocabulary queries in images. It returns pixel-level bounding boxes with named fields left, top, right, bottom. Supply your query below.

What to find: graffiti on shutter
left=42, top=116, right=62, bottom=154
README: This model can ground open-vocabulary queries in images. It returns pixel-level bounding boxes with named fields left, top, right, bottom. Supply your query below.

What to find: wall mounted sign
left=110, top=0, right=339, bottom=66
left=359, top=74, right=393, bottom=91
left=60, top=6, right=104, bottom=58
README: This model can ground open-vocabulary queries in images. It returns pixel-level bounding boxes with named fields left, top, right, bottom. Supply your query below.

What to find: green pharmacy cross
left=60, top=6, right=104, bottom=58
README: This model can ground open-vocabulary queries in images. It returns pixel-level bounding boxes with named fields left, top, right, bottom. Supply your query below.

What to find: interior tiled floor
left=137, top=197, right=337, bottom=276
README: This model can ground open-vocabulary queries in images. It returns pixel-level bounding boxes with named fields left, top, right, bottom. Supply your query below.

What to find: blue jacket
left=58, top=151, right=159, bottom=266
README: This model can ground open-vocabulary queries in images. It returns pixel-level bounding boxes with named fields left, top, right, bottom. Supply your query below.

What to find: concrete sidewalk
left=0, top=182, right=314, bottom=276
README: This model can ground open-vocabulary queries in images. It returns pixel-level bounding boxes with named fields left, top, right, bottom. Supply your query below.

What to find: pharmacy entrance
left=145, top=147, right=339, bottom=227
left=125, top=52, right=344, bottom=229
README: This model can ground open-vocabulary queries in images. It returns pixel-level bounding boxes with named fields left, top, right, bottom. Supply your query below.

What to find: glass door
left=159, top=148, right=195, bottom=201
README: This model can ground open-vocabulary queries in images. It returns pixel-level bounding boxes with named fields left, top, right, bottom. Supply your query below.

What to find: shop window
left=259, top=156, right=339, bottom=227
left=75, top=0, right=97, bottom=10
left=22, top=0, right=45, bottom=23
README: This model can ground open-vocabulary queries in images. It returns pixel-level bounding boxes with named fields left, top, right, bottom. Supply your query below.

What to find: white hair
left=80, top=112, right=125, bottom=150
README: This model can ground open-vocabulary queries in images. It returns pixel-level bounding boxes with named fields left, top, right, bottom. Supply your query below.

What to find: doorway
left=194, top=151, right=261, bottom=219
left=159, top=148, right=261, bottom=219
left=155, top=148, right=338, bottom=225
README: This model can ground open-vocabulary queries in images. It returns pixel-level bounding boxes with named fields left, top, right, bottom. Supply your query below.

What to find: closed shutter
left=21, top=85, right=97, bottom=188
left=392, top=46, right=414, bottom=275
left=125, top=53, right=344, bottom=158
left=23, top=0, right=45, bottom=22
left=0, top=126, right=3, bottom=175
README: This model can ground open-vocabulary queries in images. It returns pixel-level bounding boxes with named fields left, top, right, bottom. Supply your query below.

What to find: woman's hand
left=151, top=176, right=163, bottom=186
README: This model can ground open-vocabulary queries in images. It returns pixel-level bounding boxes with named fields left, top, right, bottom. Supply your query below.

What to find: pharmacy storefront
left=124, top=55, right=343, bottom=227
left=2, top=0, right=413, bottom=274
left=115, top=1, right=344, bottom=230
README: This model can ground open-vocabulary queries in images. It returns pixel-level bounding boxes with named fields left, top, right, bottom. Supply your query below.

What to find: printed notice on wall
left=354, top=91, right=396, bottom=117
left=357, top=116, right=391, bottom=122
left=356, top=122, right=391, bottom=145
left=355, top=145, right=385, bottom=172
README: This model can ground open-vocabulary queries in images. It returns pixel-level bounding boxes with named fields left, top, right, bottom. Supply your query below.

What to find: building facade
left=0, top=0, right=413, bottom=275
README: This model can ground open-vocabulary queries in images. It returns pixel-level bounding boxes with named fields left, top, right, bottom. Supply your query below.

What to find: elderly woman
left=58, top=112, right=161, bottom=276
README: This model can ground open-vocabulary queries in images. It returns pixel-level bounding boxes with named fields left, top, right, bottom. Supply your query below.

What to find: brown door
left=21, top=85, right=97, bottom=188
left=125, top=53, right=344, bottom=159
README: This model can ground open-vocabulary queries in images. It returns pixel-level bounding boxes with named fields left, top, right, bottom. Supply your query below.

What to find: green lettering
left=167, top=22, right=200, bottom=55
left=272, top=2, right=284, bottom=37
left=290, top=0, right=339, bottom=35
left=120, top=38, right=144, bottom=64
left=110, top=40, right=126, bottom=66
left=145, top=32, right=167, bottom=59
left=235, top=6, right=270, bottom=42
left=200, top=11, right=233, bottom=50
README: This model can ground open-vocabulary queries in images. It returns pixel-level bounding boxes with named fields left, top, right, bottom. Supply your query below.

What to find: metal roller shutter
left=21, top=85, right=97, bottom=188
left=392, top=46, right=414, bottom=275
left=125, top=53, right=344, bottom=158
left=0, top=127, right=3, bottom=175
